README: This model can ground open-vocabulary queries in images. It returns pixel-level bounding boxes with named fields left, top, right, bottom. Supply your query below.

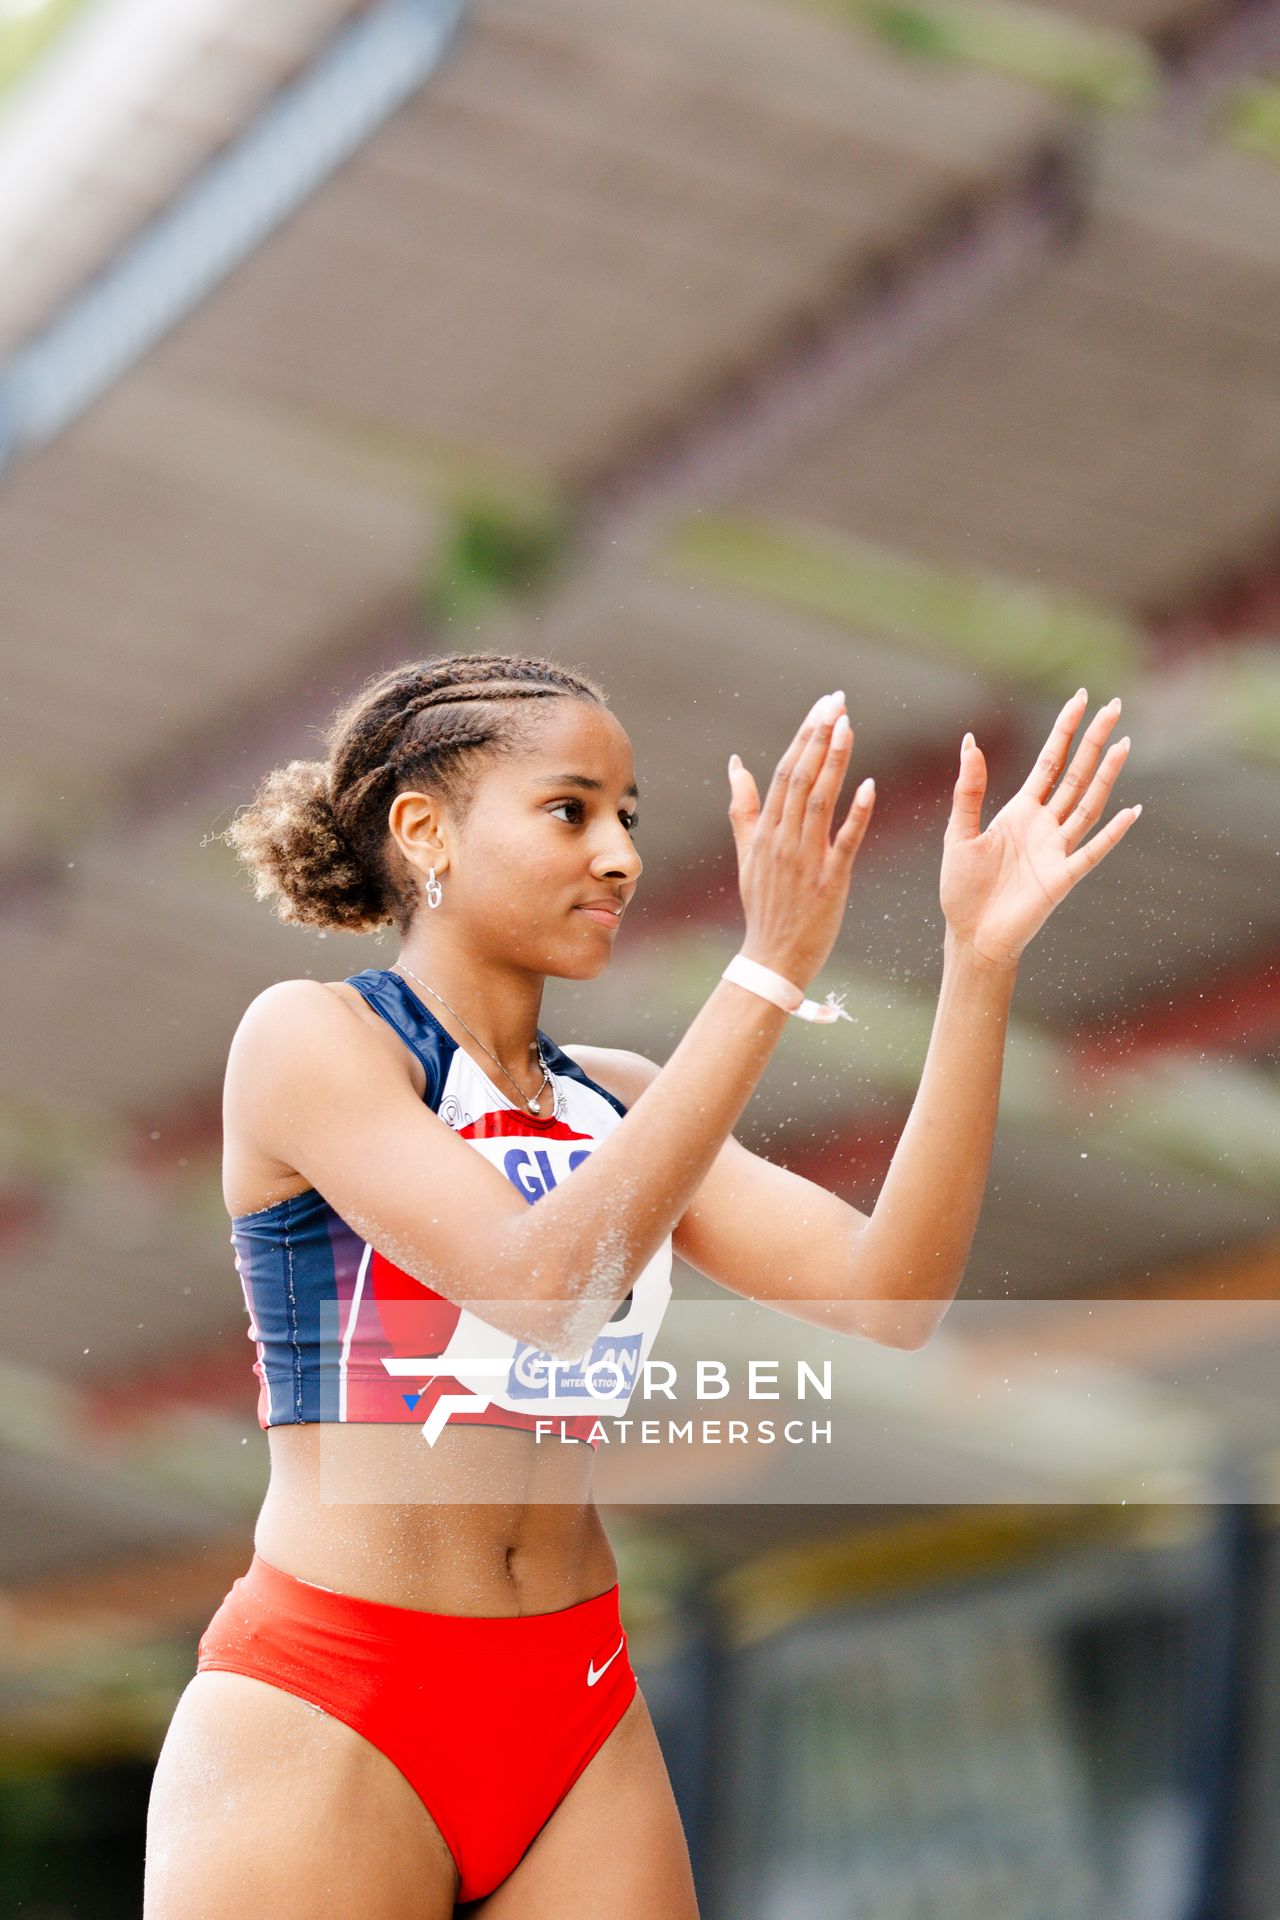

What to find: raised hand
left=727, top=689, right=875, bottom=988
left=941, top=689, right=1141, bottom=969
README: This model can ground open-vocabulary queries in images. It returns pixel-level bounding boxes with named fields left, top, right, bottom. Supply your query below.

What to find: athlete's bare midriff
left=255, top=1424, right=616, bottom=1616
left=227, top=978, right=619, bottom=1619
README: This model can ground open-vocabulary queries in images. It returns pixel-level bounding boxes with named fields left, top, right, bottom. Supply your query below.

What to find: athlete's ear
left=388, top=789, right=451, bottom=880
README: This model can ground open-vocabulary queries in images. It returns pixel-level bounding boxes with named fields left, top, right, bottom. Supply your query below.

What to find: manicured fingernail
left=1111, top=697, right=1122, bottom=713
left=832, top=713, right=851, bottom=743
left=728, top=753, right=741, bottom=774
left=962, top=732, right=974, bottom=752
left=1076, top=687, right=1087, bottom=701
left=858, top=776, right=875, bottom=799
left=1132, top=803, right=1142, bottom=818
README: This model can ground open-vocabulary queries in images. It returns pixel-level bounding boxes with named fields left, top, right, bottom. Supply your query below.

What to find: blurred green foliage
left=1223, top=79, right=1280, bottom=164
left=426, top=486, right=573, bottom=626
left=0, top=0, right=91, bottom=102
left=816, top=0, right=1157, bottom=109
left=1221, top=645, right=1280, bottom=762
left=670, top=513, right=1145, bottom=694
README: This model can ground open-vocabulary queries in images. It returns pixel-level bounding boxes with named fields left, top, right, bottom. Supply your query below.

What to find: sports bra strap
left=343, top=969, right=456, bottom=1106
left=344, top=969, right=629, bottom=1120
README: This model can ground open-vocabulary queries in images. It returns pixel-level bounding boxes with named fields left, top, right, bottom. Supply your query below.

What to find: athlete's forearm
left=844, top=930, right=1018, bottom=1347
left=509, top=974, right=789, bottom=1355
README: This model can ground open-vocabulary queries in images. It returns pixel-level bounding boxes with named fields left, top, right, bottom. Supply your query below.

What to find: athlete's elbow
left=529, top=1300, right=606, bottom=1364
left=891, top=1300, right=949, bottom=1350
left=542, top=1279, right=615, bottom=1361
left=519, top=1261, right=607, bottom=1362
left=516, top=1224, right=626, bottom=1360
left=842, top=1300, right=939, bottom=1350
left=886, top=1317, right=934, bottom=1352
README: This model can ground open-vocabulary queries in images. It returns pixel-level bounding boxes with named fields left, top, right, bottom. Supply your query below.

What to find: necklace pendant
left=394, top=962, right=554, bottom=1119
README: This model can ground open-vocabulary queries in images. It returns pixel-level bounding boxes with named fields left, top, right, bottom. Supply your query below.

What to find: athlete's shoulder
left=232, top=976, right=358, bottom=1044
left=558, top=1044, right=661, bottom=1108
left=227, top=977, right=427, bottom=1124
left=228, top=977, right=405, bottom=1082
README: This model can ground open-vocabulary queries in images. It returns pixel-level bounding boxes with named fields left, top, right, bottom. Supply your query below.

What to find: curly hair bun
left=220, top=757, right=392, bottom=933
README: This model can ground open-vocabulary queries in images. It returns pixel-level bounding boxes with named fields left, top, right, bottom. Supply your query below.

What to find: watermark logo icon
left=381, top=1331, right=643, bottom=1445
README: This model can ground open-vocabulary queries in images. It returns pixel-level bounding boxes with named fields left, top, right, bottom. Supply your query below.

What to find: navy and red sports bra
left=230, top=969, right=672, bottom=1448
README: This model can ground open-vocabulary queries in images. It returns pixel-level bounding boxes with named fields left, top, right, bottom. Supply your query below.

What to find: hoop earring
left=424, top=867, right=443, bottom=909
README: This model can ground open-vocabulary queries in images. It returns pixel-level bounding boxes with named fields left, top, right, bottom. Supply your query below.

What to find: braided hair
left=218, top=652, right=609, bottom=935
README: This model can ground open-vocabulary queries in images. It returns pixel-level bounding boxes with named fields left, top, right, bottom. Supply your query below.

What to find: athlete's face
left=444, top=698, right=643, bottom=978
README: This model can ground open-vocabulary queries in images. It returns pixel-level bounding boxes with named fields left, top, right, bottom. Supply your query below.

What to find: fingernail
left=1076, top=687, right=1087, bottom=701
left=1111, top=696, right=1122, bottom=713
left=858, top=776, right=875, bottom=798
left=728, top=753, right=740, bottom=775
left=962, top=732, right=974, bottom=752
left=832, top=713, right=851, bottom=743
left=1132, top=803, right=1142, bottom=818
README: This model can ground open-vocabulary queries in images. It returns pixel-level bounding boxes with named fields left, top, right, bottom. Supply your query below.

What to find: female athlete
left=143, top=651, right=1138, bottom=1918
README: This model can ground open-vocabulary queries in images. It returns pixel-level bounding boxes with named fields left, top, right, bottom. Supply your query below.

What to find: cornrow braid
left=218, top=651, right=608, bottom=935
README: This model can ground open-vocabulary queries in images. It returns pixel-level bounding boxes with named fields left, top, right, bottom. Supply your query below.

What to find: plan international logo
left=507, top=1334, right=642, bottom=1402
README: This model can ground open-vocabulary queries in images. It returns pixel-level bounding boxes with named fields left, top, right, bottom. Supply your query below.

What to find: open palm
left=941, top=690, right=1141, bottom=969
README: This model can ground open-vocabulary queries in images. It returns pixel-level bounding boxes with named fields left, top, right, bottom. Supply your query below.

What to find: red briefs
left=196, top=1550, right=637, bottom=1903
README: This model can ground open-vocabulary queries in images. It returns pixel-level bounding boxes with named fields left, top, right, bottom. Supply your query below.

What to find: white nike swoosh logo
left=587, top=1636, right=626, bottom=1686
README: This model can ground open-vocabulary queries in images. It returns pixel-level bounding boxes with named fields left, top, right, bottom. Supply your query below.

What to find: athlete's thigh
left=144, top=1670, right=460, bottom=1920
left=463, top=1687, right=699, bottom=1920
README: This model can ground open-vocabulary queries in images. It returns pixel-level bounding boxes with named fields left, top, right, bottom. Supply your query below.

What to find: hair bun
left=217, top=757, right=392, bottom=933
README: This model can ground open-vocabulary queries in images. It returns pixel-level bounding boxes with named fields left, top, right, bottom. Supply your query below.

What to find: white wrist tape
left=722, top=952, right=853, bottom=1025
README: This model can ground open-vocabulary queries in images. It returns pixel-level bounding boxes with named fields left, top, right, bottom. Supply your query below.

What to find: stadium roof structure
left=0, top=0, right=1278, bottom=1760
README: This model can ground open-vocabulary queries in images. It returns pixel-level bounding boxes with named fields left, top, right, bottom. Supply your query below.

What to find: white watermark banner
left=315, top=1296, right=1280, bottom=1505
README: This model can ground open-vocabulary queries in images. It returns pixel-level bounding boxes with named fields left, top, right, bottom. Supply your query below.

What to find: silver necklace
left=391, top=961, right=553, bottom=1117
